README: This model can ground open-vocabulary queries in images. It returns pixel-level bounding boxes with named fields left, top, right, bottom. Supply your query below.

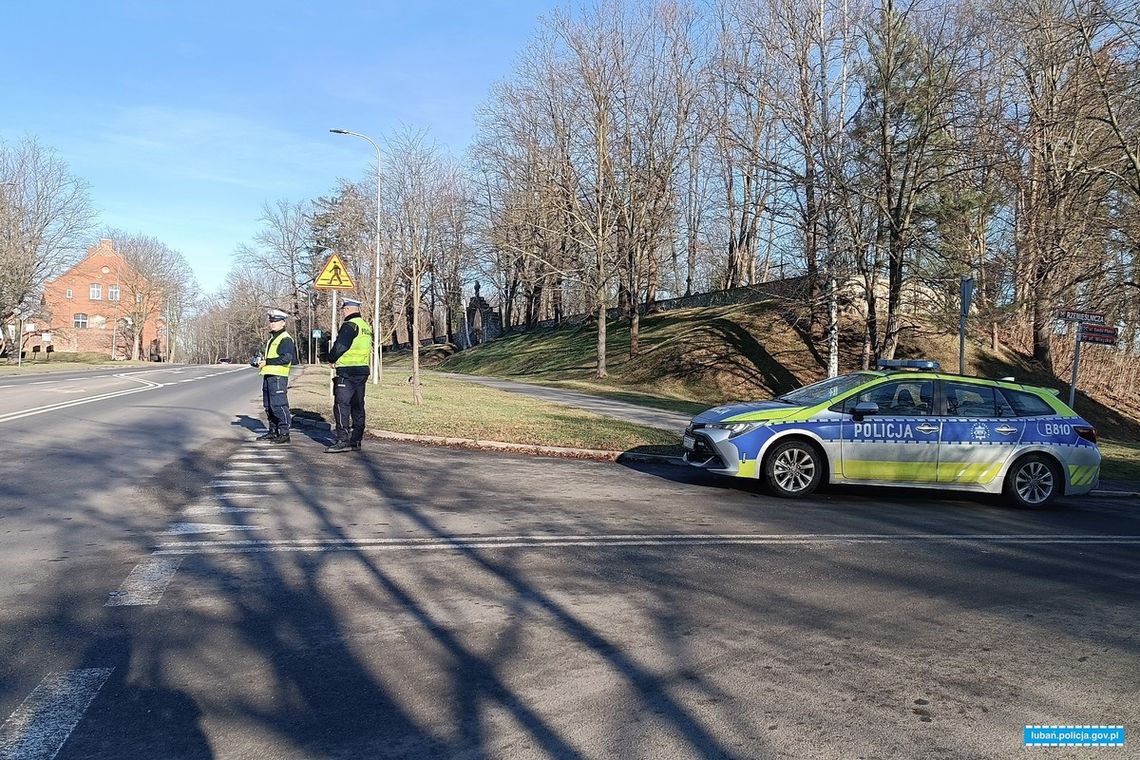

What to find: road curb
left=1090, top=489, right=1140, bottom=499
left=365, top=429, right=687, bottom=464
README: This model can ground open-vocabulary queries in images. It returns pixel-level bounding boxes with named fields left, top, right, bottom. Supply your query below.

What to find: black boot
left=256, top=429, right=277, bottom=441
left=324, top=441, right=351, bottom=454
left=270, top=433, right=291, bottom=444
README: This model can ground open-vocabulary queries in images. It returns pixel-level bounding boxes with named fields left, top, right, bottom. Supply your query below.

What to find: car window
left=778, top=372, right=878, bottom=406
left=944, top=381, right=998, bottom=418
left=993, top=389, right=1016, bottom=418
left=842, top=380, right=934, bottom=417
left=1002, top=389, right=1056, bottom=417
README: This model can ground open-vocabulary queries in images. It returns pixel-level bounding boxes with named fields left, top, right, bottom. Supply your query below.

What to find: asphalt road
left=0, top=366, right=1136, bottom=759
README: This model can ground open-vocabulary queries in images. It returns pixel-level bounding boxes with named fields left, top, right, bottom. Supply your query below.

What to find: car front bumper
left=682, top=426, right=740, bottom=476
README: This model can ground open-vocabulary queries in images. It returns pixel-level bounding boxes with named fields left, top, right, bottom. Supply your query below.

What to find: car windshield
left=776, top=372, right=878, bottom=406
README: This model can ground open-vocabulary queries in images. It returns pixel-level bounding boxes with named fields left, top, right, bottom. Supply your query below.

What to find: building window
left=108, top=285, right=120, bottom=301
left=66, top=288, right=73, bottom=299
left=90, top=284, right=102, bottom=300
left=74, top=313, right=88, bottom=329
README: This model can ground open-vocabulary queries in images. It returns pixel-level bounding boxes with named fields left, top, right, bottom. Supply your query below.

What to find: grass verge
left=287, top=365, right=680, bottom=452
left=1099, top=440, right=1140, bottom=482
left=0, top=358, right=153, bottom=374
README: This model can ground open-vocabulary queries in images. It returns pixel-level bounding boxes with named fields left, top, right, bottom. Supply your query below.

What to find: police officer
left=325, top=297, right=373, bottom=453
left=257, top=309, right=295, bottom=444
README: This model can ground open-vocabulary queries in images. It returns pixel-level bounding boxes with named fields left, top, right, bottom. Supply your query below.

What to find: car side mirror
left=852, top=402, right=879, bottom=421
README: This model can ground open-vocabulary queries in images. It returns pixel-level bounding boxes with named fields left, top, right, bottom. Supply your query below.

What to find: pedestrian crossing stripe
left=314, top=253, right=354, bottom=290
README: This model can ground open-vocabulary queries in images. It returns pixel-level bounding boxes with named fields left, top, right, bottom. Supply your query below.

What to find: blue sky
left=1, top=0, right=560, bottom=292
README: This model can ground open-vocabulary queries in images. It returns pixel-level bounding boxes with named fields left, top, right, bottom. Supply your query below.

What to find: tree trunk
left=552, top=275, right=564, bottom=325
left=411, top=269, right=423, bottom=406
left=595, top=283, right=607, bottom=379
left=827, top=276, right=838, bottom=377
left=1032, top=294, right=1053, bottom=367
left=881, top=237, right=905, bottom=360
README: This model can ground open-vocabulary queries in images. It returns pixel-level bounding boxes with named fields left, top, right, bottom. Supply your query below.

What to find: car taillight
left=1075, top=425, right=1097, bottom=444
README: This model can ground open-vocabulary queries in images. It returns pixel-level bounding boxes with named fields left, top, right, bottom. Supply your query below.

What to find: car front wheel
left=764, top=440, right=823, bottom=498
left=1004, top=454, right=1061, bottom=508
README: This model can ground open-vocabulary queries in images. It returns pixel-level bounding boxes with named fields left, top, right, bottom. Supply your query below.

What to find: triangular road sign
left=314, top=254, right=355, bottom=290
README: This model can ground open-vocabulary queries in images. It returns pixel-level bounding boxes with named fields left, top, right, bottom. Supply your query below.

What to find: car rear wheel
left=1004, top=454, right=1061, bottom=509
left=764, top=440, right=823, bottom=498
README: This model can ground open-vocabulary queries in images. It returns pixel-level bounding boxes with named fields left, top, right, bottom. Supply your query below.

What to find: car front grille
left=685, top=429, right=726, bottom=468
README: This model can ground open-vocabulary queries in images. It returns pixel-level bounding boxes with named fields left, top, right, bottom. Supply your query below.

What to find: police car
left=683, top=360, right=1101, bottom=508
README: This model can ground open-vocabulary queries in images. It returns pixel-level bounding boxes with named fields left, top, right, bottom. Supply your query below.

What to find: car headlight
left=701, top=422, right=763, bottom=438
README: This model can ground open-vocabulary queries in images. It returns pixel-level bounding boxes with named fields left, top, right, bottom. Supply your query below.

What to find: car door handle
left=916, top=424, right=939, bottom=434
left=996, top=425, right=1019, bottom=435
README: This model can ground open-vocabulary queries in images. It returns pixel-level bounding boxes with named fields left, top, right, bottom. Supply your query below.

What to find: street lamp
left=329, top=128, right=383, bottom=385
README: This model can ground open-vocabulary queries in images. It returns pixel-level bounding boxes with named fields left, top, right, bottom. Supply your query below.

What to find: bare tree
left=385, top=131, right=446, bottom=405
left=240, top=199, right=322, bottom=332
left=102, top=230, right=195, bottom=360
left=0, top=137, right=95, bottom=354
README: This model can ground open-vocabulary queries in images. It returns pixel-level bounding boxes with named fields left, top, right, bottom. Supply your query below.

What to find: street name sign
left=1079, top=324, right=1118, bottom=345
left=1056, top=310, right=1106, bottom=325
left=314, top=254, right=355, bottom=291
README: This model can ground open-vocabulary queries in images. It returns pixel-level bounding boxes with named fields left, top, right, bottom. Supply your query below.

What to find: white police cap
left=267, top=309, right=289, bottom=321
left=341, top=298, right=363, bottom=308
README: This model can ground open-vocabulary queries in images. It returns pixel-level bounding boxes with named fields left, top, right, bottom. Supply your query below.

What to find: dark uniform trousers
left=262, top=375, right=291, bottom=435
left=333, top=374, right=367, bottom=444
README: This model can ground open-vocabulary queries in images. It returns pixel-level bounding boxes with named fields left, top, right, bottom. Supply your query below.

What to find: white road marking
left=0, top=367, right=248, bottom=424
left=0, top=380, right=160, bottom=424
left=0, top=668, right=113, bottom=760
left=105, top=557, right=183, bottom=606
left=207, top=493, right=272, bottom=499
left=152, top=532, right=1140, bottom=556
left=183, top=506, right=269, bottom=516
left=30, top=380, right=54, bottom=385
left=162, top=523, right=265, bottom=535
left=208, top=481, right=263, bottom=487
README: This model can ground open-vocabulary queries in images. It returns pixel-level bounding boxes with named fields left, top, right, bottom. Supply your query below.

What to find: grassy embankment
left=285, top=363, right=679, bottom=454
left=440, top=299, right=1140, bottom=481
left=1100, top=441, right=1140, bottom=481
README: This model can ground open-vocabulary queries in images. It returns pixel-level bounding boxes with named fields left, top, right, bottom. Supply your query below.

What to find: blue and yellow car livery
left=683, top=360, right=1101, bottom=507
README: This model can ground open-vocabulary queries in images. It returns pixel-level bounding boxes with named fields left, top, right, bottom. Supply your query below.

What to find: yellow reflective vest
left=335, top=316, right=372, bottom=368
left=261, top=331, right=293, bottom=377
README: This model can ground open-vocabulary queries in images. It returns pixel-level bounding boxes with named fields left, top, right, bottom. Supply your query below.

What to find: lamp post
left=329, top=128, right=383, bottom=385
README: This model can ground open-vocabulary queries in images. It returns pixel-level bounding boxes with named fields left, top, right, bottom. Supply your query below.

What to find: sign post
left=959, top=276, right=975, bottom=375
left=1056, top=310, right=1113, bottom=408
left=314, top=254, right=356, bottom=400
left=1069, top=332, right=1083, bottom=409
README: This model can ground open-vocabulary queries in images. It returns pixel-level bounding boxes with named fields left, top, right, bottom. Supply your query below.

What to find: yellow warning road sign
left=314, top=254, right=355, bottom=290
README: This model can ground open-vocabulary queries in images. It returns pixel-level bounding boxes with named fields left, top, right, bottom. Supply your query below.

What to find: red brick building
left=37, top=240, right=164, bottom=359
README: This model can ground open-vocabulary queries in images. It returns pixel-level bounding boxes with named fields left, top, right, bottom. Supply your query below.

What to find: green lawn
left=288, top=365, right=679, bottom=452
left=0, top=356, right=153, bottom=374
left=1099, top=440, right=1140, bottom=482
left=523, top=379, right=712, bottom=416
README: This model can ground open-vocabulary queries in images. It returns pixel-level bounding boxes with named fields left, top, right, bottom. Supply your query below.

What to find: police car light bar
left=876, top=359, right=941, bottom=371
